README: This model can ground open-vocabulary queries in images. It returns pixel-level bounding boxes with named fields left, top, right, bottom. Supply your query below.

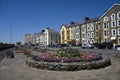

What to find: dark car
left=57, top=44, right=68, bottom=48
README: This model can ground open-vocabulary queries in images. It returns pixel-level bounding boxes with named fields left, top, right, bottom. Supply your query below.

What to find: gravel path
left=0, top=49, right=120, bottom=80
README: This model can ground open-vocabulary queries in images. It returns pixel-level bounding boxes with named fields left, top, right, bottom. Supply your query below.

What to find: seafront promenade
left=0, top=48, right=120, bottom=80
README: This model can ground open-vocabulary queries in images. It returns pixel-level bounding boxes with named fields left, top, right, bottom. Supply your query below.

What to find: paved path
left=0, top=51, right=120, bottom=80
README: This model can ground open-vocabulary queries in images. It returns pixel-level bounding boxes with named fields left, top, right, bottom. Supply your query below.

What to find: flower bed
left=33, top=53, right=102, bottom=63
left=25, top=48, right=111, bottom=71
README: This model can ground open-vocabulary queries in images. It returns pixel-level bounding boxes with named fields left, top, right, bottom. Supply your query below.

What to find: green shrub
left=56, top=48, right=80, bottom=58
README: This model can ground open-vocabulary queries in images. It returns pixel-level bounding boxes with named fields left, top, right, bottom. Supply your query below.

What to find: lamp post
left=86, top=33, right=87, bottom=53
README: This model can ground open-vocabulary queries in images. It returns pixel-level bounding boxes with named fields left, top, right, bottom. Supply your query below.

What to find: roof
left=46, top=28, right=59, bottom=33
left=60, top=22, right=80, bottom=29
left=82, top=17, right=100, bottom=24
left=100, top=4, right=120, bottom=19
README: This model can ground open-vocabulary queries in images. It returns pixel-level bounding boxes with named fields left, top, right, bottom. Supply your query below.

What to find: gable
left=101, top=4, right=120, bottom=19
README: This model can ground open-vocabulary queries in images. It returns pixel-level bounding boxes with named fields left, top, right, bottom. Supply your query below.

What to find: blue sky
left=0, top=0, right=120, bottom=44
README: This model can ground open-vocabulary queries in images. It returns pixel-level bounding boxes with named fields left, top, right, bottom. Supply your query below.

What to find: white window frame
left=111, top=13, right=116, bottom=20
left=118, top=28, right=120, bottom=35
left=111, top=21, right=116, bottom=27
left=87, top=33, right=90, bottom=38
left=87, top=26, right=90, bottom=31
left=104, top=30, right=107, bottom=36
left=104, top=16, right=108, bottom=21
left=91, top=26, right=94, bottom=31
left=87, top=39, right=90, bottom=43
left=111, top=29, right=116, bottom=36
left=91, top=32, right=94, bottom=38
left=117, top=20, right=120, bottom=26
left=103, top=22, right=107, bottom=28
left=91, top=39, right=94, bottom=43
left=117, top=12, right=120, bottom=19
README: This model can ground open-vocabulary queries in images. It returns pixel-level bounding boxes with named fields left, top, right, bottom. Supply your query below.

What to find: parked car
left=98, top=42, right=113, bottom=49
left=115, top=45, right=120, bottom=49
left=57, top=44, right=68, bottom=48
left=81, top=44, right=94, bottom=49
left=38, top=44, right=47, bottom=48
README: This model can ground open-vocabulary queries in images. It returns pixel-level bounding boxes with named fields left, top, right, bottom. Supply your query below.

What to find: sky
left=0, top=0, right=120, bottom=44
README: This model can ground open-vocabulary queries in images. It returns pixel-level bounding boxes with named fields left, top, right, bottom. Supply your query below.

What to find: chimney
left=70, top=21, right=75, bottom=25
left=84, top=17, right=89, bottom=21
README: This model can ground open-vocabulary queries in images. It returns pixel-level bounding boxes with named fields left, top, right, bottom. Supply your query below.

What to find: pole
left=10, top=26, right=12, bottom=44
left=86, top=30, right=87, bottom=53
left=16, top=36, right=17, bottom=42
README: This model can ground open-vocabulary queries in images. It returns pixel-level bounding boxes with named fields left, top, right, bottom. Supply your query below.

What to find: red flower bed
left=33, top=53, right=102, bottom=63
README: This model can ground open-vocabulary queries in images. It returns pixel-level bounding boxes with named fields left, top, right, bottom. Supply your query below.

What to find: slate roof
left=46, top=28, right=59, bottom=33
left=82, top=17, right=100, bottom=24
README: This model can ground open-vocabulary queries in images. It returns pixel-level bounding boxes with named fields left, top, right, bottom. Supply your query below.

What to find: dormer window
left=111, top=13, right=115, bottom=20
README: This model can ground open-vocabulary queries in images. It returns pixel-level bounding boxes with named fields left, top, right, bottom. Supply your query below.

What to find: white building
left=44, top=27, right=59, bottom=45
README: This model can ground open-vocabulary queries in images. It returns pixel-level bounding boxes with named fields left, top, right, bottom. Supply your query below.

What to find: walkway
left=0, top=51, right=120, bottom=80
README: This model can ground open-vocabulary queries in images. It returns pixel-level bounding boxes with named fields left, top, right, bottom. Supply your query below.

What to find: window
left=87, top=39, right=90, bottom=43
left=113, top=22, right=115, bottom=26
left=76, top=29, right=79, bottom=33
left=111, top=29, right=116, bottom=36
left=62, top=37, right=65, bottom=40
left=104, top=39, right=107, bottom=42
left=76, top=35, right=79, bottom=39
left=117, top=12, right=120, bottom=19
left=87, top=26, right=90, bottom=31
left=82, top=34, right=85, bottom=38
left=117, top=20, right=120, bottom=26
left=67, top=36, right=70, bottom=40
left=103, top=22, right=107, bottom=28
left=91, top=32, right=94, bottom=38
left=95, top=25, right=98, bottom=30
left=62, top=31, right=64, bottom=35
left=91, top=26, right=94, bottom=31
left=81, top=26, right=86, bottom=32
left=96, top=32, right=99, bottom=36
left=104, top=16, right=108, bottom=21
left=91, top=39, right=94, bottom=43
left=104, top=31, right=107, bottom=36
left=87, top=33, right=90, bottom=38
left=67, top=30, right=70, bottom=34
left=111, top=13, right=115, bottom=20
left=118, top=28, right=120, bottom=35
left=111, top=21, right=116, bottom=27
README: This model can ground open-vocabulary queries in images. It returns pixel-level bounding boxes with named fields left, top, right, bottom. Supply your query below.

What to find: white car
left=81, top=44, right=94, bottom=49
